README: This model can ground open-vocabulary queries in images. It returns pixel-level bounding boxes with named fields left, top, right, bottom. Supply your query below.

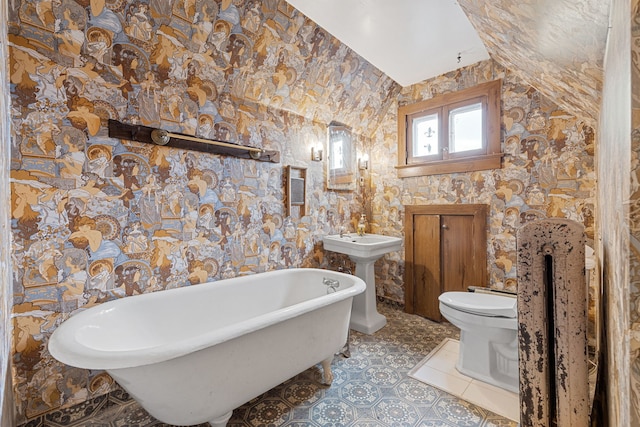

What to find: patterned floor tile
left=431, top=397, right=487, bottom=426
left=373, top=398, right=421, bottom=426
left=395, top=379, right=440, bottom=406
left=21, top=303, right=518, bottom=427
left=339, top=381, right=381, bottom=407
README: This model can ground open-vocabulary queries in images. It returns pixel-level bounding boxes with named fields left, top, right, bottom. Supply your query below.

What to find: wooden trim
left=404, top=204, right=488, bottom=315
left=405, top=204, right=488, bottom=216
left=404, top=207, right=416, bottom=314
left=397, top=79, right=502, bottom=177
left=399, top=80, right=500, bottom=116
left=398, top=103, right=409, bottom=167
left=485, top=80, right=501, bottom=159
left=396, top=153, right=503, bottom=177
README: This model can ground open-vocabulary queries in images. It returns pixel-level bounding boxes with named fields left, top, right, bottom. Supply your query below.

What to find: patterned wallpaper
left=369, top=59, right=595, bottom=303
left=458, top=0, right=609, bottom=125
left=0, top=1, right=13, bottom=425
left=7, top=0, right=396, bottom=421
left=8, top=0, right=397, bottom=138
left=6, top=0, right=601, bottom=423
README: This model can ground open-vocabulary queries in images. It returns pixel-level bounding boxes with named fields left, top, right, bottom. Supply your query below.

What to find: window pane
left=449, top=103, right=482, bottom=153
left=412, top=113, right=439, bottom=157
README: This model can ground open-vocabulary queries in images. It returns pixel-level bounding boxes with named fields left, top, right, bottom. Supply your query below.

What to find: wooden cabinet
left=404, top=204, right=488, bottom=321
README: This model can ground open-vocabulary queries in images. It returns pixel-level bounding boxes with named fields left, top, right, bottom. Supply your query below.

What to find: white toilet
left=438, top=291, right=519, bottom=393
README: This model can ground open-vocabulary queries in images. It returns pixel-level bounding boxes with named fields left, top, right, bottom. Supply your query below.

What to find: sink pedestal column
left=349, top=256, right=386, bottom=334
left=322, top=233, right=402, bottom=335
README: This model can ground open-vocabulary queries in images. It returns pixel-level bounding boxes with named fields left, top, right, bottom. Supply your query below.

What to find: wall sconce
left=359, top=154, right=369, bottom=170
left=311, top=146, right=323, bottom=162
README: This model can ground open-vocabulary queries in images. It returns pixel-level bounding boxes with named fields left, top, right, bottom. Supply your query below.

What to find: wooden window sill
left=396, top=153, right=504, bottom=177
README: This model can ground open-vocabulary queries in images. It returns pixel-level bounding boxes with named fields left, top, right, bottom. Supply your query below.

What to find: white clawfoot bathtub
left=49, top=268, right=365, bottom=427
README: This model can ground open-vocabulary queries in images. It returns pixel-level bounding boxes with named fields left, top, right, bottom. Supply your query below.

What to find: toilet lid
left=438, top=292, right=517, bottom=318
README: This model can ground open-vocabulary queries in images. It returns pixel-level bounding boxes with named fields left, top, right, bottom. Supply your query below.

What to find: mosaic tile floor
left=21, top=303, right=518, bottom=427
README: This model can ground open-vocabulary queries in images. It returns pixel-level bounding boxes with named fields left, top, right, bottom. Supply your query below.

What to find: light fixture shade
left=359, top=156, right=369, bottom=170
left=312, top=147, right=323, bottom=161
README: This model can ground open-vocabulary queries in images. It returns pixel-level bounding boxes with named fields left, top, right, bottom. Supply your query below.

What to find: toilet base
left=457, top=330, right=519, bottom=394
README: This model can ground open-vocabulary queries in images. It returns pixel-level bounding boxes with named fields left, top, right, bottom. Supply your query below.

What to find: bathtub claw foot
left=208, top=411, right=233, bottom=427
left=321, top=357, right=334, bottom=385
left=339, top=331, right=351, bottom=358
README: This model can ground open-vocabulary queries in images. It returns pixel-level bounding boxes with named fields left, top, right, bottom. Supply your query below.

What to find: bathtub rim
left=48, top=268, right=365, bottom=370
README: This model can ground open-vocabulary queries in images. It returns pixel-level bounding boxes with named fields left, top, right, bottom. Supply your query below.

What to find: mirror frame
left=327, top=122, right=356, bottom=190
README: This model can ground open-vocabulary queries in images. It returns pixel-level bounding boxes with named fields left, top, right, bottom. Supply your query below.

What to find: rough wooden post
left=516, top=219, right=588, bottom=427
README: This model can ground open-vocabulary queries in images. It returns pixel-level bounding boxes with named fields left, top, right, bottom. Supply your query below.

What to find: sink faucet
left=323, top=277, right=340, bottom=293
left=339, top=226, right=346, bottom=238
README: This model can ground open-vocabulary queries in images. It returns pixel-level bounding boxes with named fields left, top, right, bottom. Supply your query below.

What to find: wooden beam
left=107, top=119, right=280, bottom=163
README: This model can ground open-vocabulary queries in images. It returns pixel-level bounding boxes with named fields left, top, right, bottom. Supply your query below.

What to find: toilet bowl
left=438, top=291, right=519, bottom=393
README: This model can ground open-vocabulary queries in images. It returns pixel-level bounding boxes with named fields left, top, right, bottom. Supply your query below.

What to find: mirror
left=327, top=122, right=356, bottom=190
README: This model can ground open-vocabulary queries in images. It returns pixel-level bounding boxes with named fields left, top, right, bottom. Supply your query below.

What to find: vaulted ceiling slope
left=458, top=0, right=610, bottom=123
left=285, top=0, right=610, bottom=129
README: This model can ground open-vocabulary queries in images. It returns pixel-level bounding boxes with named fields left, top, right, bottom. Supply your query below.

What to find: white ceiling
left=285, top=0, right=490, bottom=87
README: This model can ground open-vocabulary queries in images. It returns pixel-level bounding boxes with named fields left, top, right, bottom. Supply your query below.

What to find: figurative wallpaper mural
left=7, top=0, right=597, bottom=423
left=370, top=60, right=595, bottom=302
left=8, top=0, right=396, bottom=421
left=458, top=0, right=608, bottom=124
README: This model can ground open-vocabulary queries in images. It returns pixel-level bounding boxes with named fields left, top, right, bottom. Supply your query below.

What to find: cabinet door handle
left=442, top=224, right=449, bottom=230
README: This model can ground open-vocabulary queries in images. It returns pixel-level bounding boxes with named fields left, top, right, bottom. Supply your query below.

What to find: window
left=397, top=79, right=502, bottom=177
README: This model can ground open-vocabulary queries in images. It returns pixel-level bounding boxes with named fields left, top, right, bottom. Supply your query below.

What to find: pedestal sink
left=323, top=233, right=403, bottom=334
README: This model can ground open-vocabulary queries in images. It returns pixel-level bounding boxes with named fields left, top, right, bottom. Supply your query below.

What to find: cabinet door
left=404, top=204, right=487, bottom=322
left=413, top=214, right=441, bottom=321
left=441, top=214, right=477, bottom=293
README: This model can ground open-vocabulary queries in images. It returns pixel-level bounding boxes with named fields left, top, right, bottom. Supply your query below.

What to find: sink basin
left=323, top=233, right=403, bottom=261
left=323, top=233, right=403, bottom=335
